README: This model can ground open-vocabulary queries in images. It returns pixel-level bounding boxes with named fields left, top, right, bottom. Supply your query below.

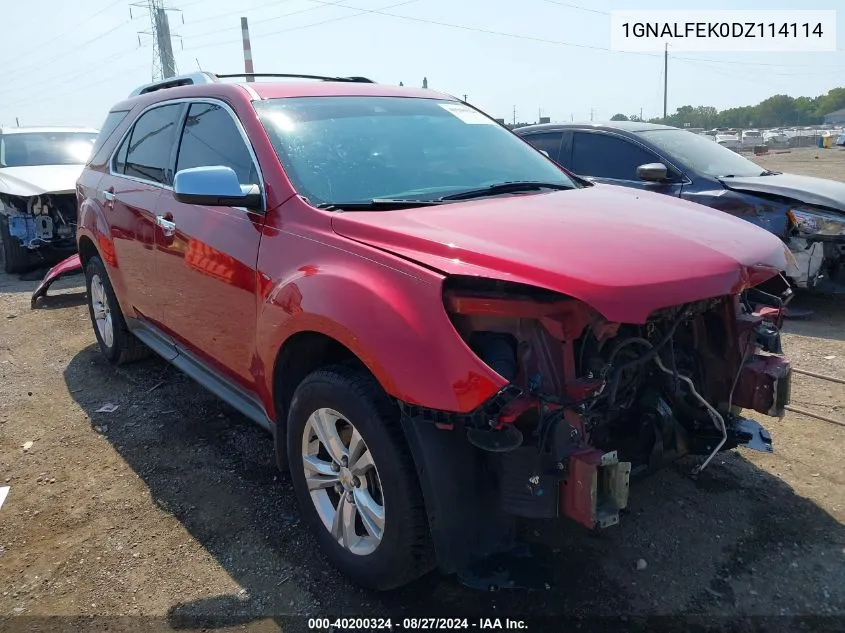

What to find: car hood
left=720, top=173, right=845, bottom=213
left=331, top=185, right=790, bottom=324
left=0, top=165, right=84, bottom=197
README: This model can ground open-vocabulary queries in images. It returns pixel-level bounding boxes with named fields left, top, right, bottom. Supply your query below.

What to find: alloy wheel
left=90, top=273, right=114, bottom=349
left=301, top=407, right=385, bottom=556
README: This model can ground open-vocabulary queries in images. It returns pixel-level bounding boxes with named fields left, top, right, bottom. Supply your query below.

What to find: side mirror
left=173, top=166, right=262, bottom=210
left=636, top=162, right=669, bottom=182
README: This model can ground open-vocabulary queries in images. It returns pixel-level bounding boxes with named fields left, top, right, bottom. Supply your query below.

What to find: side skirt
left=126, top=317, right=274, bottom=434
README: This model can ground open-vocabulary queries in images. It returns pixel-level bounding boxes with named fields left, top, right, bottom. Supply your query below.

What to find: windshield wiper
left=438, top=181, right=573, bottom=201
left=316, top=198, right=444, bottom=211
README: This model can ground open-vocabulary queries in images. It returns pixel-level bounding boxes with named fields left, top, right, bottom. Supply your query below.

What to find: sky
left=1, top=0, right=844, bottom=129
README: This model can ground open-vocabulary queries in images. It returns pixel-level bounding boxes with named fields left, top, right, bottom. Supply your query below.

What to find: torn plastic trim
left=397, top=383, right=524, bottom=432
left=30, top=253, right=82, bottom=308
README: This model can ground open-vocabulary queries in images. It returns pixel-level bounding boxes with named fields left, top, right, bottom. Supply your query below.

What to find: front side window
left=638, top=129, right=766, bottom=178
left=254, top=97, right=576, bottom=205
left=121, top=104, right=183, bottom=184
left=176, top=102, right=257, bottom=185
left=0, top=131, right=98, bottom=167
left=570, top=132, right=662, bottom=181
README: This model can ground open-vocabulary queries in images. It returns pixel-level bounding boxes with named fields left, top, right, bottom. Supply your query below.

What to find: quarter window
left=522, top=132, right=564, bottom=162
left=91, top=110, right=129, bottom=160
left=176, top=102, right=257, bottom=185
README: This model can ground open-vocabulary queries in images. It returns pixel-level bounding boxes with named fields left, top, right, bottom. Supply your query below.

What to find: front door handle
left=155, top=215, right=176, bottom=237
left=103, top=189, right=116, bottom=207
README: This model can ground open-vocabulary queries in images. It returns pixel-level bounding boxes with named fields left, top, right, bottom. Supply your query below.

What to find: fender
left=76, top=188, right=129, bottom=313
left=253, top=230, right=507, bottom=421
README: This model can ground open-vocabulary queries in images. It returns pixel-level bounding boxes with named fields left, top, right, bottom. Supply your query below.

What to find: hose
left=605, top=308, right=689, bottom=406
left=604, top=336, right=729, bottom=475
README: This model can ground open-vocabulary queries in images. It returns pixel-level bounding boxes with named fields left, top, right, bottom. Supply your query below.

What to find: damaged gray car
left=0, top=126, right=98, bottom=273
left=516, top=121, right=845, bottom=293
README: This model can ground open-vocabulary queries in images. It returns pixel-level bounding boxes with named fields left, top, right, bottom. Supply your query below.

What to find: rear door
left=154, top=100, right=265, bottom=390
left=104, top=102, right=185, bottom=327
left=568, top=130, right=684, bottom=196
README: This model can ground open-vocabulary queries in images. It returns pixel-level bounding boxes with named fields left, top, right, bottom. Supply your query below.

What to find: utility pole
left=512, top=105, right=517, bottom=126
left=463, top=94, right=468, bottom=102
left=133, top=0, right=182, bottom=80
left=15, top=117, right=20, bottom=127
left=663, top=43, right=668, bottom=121
left=590, top=107, right=595, bottom=122
left=241, top=17, right=254, bottom=81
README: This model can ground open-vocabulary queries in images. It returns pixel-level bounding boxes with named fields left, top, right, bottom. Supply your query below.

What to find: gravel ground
left=1, top=148, right=844, bottom=633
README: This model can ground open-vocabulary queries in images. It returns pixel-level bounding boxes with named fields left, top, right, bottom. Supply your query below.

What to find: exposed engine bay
left=439, top=276, right=792, bottom=531
left=0, top=193, right=77, bottom=250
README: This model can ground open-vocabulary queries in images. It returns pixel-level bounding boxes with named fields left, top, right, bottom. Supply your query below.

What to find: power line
left=3, top=61, right=152, bottom=113
left=2, top=16, right=139, bottom=83
left=0, top=46, right=140, bottom=98
left=186, top=0, right=359, bottom=41
left=2, top=0, right=128, bottom=53
left=183, top=0, right=416, bottom=52
left=180, top=0, right=297, bottom=29
left=540, top=0, right=609, bottom=17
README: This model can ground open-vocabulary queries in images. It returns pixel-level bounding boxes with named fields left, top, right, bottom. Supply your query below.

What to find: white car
left=715, top=133, right=741, bottom=151
left=0, top=126, right=98, bottom=273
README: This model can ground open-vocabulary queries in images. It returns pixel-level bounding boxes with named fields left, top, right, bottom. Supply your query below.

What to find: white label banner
left=610, top=10, right=837, bottom=52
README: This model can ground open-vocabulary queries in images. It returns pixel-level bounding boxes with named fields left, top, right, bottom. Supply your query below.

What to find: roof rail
left=128, top=72, right=375, bottom=97
left=214, top=73, right=376, bottom=83
left=129, top=72, right=218, bottom=97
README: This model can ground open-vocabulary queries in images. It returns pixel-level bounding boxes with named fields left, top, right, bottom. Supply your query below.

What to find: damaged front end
left=785, top=207, right=845, bottom=293
left=414, top=275, right=791, bottom=536
left=0, top=192, right=78, bottom=271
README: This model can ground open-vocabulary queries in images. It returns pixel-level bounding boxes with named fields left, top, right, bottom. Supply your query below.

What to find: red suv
left=73, top=72, right=793, bottom=590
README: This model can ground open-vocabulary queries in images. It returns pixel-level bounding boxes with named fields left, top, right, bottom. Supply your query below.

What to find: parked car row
left=516, top=121, right=845, bottom=294
left=14, top=73, right=798, bottom=591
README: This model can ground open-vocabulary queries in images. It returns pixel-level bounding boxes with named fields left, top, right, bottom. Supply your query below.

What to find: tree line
left=611, top=87, right=845, bottom=128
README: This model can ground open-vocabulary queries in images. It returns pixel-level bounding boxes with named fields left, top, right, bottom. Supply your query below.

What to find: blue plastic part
left=7, top=215, right=36, bottom=244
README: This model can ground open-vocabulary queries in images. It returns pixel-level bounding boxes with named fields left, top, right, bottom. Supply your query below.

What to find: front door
left=154, top=100, right=265, bottom=391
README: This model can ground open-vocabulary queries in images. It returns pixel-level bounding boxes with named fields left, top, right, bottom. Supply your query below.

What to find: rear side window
left=120, top=104, right=183, bottom=185
left=571, top=131, right=660, bottom=180
left=176, top=102, right=257, bottom=185
left=90, top=110, right=129, bottom=161
left=521, top=132, right=564, bottom=162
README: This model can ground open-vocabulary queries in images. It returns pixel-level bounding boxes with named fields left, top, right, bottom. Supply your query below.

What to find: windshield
left=0, top=132, right=98, bottom=167
left=638, top=129, right=765, bottom=178
left=254, top=96, right=576, bottom=205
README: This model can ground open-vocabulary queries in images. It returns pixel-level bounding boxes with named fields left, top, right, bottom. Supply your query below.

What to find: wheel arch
left=271, top=329, right=376, bottom=471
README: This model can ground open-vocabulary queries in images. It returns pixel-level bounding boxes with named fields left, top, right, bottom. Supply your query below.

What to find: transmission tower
left=132, top=0, right=182, bottom=80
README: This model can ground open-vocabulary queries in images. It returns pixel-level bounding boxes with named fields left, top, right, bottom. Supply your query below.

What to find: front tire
left=287, top=366, right=434, bottom=590
left=84, top=255, right=148, bottom=364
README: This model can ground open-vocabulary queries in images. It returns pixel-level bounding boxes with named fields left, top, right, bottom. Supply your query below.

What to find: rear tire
left=0, top=215, right=30, bottom=274
left=287, top=365, right=434, bottom=590
left=84, top=255, right=149, bottom=364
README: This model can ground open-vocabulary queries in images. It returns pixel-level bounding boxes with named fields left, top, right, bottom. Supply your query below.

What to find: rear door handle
left=155, top=215, right=176, bottom=237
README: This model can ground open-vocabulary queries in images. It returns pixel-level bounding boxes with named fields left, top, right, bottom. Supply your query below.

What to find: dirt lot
left=1, top=148, right=845, bottom=632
